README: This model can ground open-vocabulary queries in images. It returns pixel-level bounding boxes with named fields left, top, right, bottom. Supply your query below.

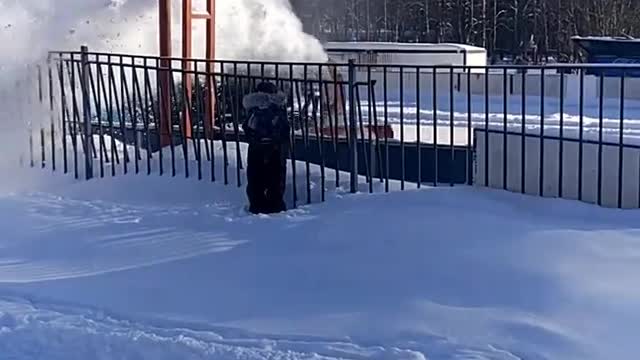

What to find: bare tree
left=290, top=0, right=640, bottom=60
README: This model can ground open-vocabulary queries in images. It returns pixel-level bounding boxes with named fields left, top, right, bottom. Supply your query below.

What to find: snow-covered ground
left=354, top=96, right=640, bottom=145
left=1, top=141, right=640, bottom=360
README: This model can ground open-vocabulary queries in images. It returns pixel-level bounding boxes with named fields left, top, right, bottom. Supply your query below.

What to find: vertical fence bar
left=107, top=56, right=119, bottom=173
left=194, top=64, right=204, bottom=181
left=186, top=61, right=198, bottom=177
left=130, top=58, right=140, bottom=174
left=40, top=125, right=45, bottom=169
left=558, top=71, right=565, bottom=197
left=483, top=67, right=489, bottom=186
left=80, top=46, right=93, bottom=180
left=48, top=60, right=56, bottom=172
left=109, top=58, right=121, bottom=169
left=154, top=58, right=169, bottom=176
left=145, top=60, right=161, bottom=176
left=91, top=57, right=106, bottom=173
left=304, top=65, right=311, bottom=203
left=399, top=66, right=405, bottom=189
left=95, top=56, right=105, bottom=177
left=539, top=68, right=545, bottom=197
left=71, top=58, right=83, bottom=166
left=296, top=71, right=305, bottom=199
left=143, top=58, right=153, bottom=175
left=168, top=67, right=184, bottom=177
left=319, top=65, right=326, bottom=201
left=99, top=62, right=111, bottom=166
left=201, top=61, right=212, bottom=163
left=73, top=60, right=96, bottom=160
left=289, top=63, right=298, bottom=206
left=26, top=78, right=34, bottom=168
left=433, top=66, right=439, bottom=187
left=340, top=79, right=349, bottom=143
left=348, top=59, right=358, bottom=193
left=233, top=62, right=242, bottom=187
left=619, top=73, right=625, bottom=209
left=466, top=69, right=472, bottom=185
left=450, top=67, right=455, bottom=186
left=416, top=66, right=421, bottom=188
left=367, top=66, right=373, bottom=193
left=76, top=60, right=98, bottom=159
left=178, top=65, right=190, bottom=178
left=310, top=68, right=324, bottom=200
left=71, top=56, right=80, bottom=179
left=119, top=56, right=129, bottom=175
left=371, top=74, right=382, bottom=185
left=167, top=62, right=177, bottom=177
left=321, top=76, right=334, bottom=189
left=57, top=60, right=68, bottom=174
left=220, top=62, right=229, bottom=184
left=597, top=73, right=604, bottom=206
left=106, top=59, right=118, bottom=172
left=521, top=69, right=526, bottom=193
left=502, top=67, right=508, bottom=189
left=355, top=86, right=370, bottom=188
left=133, top=58, right=151, bottom=173
left=171, top=66, right=189, bottom=178
left=187, top=66, right=197, bottom=176
left=383, top=66, right=390, bottom=192
left=38, top=66, right=45, bottom=169
left=578, top=69, right=584, bottom=201
left=295, top=78, right=304, bottom=182
left=331, top=66, right=340, bottom=187
left=209, top=62, right=218, bottom=182
left=242, top=63, right=252, bottom=174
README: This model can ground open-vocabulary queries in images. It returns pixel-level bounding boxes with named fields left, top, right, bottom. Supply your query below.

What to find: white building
left=323, top=42, right=487, bottom=73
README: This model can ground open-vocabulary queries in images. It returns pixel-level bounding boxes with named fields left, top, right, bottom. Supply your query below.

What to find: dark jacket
left=242, top=91, right=290, bottom=145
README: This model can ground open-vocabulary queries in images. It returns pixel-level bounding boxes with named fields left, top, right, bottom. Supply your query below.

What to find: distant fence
left=23, top=47, right=640, bottom=209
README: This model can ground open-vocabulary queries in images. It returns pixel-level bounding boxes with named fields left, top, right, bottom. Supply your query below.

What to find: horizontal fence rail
left=21, top=47, right=640, bottom=209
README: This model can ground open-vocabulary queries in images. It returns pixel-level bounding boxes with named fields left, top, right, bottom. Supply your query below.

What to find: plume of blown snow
left=215, top=0, right=327, bottom=62
left=0, top=0, right=326, bottom=75
left=0, top=0, right=326, bottom=188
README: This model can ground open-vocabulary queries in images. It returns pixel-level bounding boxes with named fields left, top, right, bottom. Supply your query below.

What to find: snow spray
left=0, top=0, right=325, bottom=187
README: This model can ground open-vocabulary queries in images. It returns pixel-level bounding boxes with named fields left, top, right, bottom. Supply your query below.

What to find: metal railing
left=25, top=47, right=640, bottom=209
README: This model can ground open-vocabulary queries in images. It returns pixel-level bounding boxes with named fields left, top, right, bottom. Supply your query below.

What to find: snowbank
left=0, top=142, right=639, bottom=359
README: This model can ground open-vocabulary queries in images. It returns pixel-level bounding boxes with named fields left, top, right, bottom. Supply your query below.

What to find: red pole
left=182, top=0, right=193, bottom=138
left=159, top=0, right=172, bottom=146
left=160, top=0, right=215, bottom=143
left=204, top=0, right=216, bottom=138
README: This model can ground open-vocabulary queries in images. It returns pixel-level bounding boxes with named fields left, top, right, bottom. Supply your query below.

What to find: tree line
left=290, top=0, right=640, bottom=62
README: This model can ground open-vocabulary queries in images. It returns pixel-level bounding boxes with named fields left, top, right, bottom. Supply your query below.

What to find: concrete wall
left=474, top=129, right=640, bottom=209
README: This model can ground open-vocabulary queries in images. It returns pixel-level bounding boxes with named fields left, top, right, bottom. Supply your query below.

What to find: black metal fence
left=26, top=47, right=640, bottom=209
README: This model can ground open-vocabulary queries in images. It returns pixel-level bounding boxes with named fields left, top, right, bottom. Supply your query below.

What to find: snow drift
left=1, top=144, right=640, bottom=359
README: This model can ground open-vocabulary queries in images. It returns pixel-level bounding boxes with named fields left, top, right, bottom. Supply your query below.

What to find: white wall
left=467, top=72, right=640, bottom=102
left=474, top=129, right=640, bottom=208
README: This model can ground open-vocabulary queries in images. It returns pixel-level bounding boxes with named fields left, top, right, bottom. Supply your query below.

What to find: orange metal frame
left=159, top=0, right=216, bottom=146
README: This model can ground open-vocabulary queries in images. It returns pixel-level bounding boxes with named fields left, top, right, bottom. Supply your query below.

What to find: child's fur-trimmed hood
left=242, top=91, right=287, bottom=110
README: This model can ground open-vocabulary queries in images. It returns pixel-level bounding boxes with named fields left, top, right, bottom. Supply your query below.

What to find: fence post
left=80, top=45, right=93, bottom=180
left=348, top=59, right=358, bottom=193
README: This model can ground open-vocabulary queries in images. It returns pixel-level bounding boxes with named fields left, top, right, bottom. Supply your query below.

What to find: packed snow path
left=0, top=165, right=639, bottom=359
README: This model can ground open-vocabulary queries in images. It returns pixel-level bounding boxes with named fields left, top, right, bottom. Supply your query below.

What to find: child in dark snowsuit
left=242, top=82, right=290, bottom=214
